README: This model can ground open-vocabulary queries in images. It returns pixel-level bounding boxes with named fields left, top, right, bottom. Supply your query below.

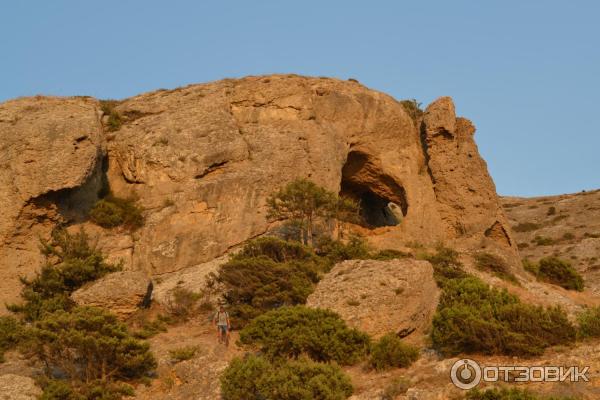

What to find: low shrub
left=40, top=378, right=135, bottom=400
left=533, top=235, right=554, bottom=246
left=424, top=246, right=468, bottom=287
left=577, top=306, right=600, bottom=338
left=100, top=100, right=123, bottom=132
left=169, top=345, right=199, bottom=362
left=0, top=316, right=22, bottom=362
left=239, top=306, right=370, bottom=365
left=562, top=232, right=575, bottom=240
left=368, top=333, right=419, bottom=370
left=399, top=99, right=423, bottom=123
left=8, top=229, right=121, bottom=321
left=547, top=206, right=557, bottom=216
left=381, top=377, right=411, bottom=400
left=164, top=287, right=203, bottom=322
left=372, top=249, right=411, bottom=260
left=430, top=276, right=576, bottom=357
left=474, top=252, right=518, bottom=284
left=234, top=236, right=316, bottom=263
left=316, top=235, right=372, bottom=263
left=220, top=355, right=353, bottom=400
left=537, top=257, right=584, bottom=291
left=89, top=195, right=144, bottom=230
left=513, top=222, right=541, bottom=232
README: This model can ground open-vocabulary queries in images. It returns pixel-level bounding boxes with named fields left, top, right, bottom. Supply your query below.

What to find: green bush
left=234, top=237, right=316, bottom=263
left=537, top=257, right=584, bottom=291
left=547, top=206, right=557, bottom=216
left=424, top=246, right=468, bottom=287
left=372, top=249, right=411, bottom=260
left=0, top=316, right=22, bottom=362
left=400, top=99, right=423, bottom=123
left=164, top=287, right=202, bottom=322
left=513, top=222, right=541, bottom=232
left=100, top=100, right=123, bottom=132
left=89, top=195, right=144, bottom=230
left=40, top=378, right=135, bottom=400
left=430, top=276, right=576, bottom=357
left=169, top=345, right=199, bottom=362
left=316, top=235, right=372, bottom=264
left=533, top=235, right=554, bottom=246
left=27, top=306, right=156, bottom=382
left=220, top=355, right=353, bottom=400
left=368, top=334, right=419, bottom=370
left=381, top=377, right=411, bottom=400
left=577, top=306, right=600, bottom=338
left=8, top=229, right=121, bottom=321
left=474, top=252, right=518, bottom=284
left=239, top=306, right=370, bottom=365
left=465, top=387, right=578, bottom=400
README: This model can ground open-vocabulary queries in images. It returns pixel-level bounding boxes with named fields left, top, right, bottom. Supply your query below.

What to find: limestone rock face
left=71, top=270, right=152, bottom=319
left=0, top=75, right=518, bottom=310
left=306, top=258, right=439, bottom=342
left=0, top=96, right=105, bottom=312
left=423, top=97, right=515, bottom=247
left=0, top=374, right=42, bottom=400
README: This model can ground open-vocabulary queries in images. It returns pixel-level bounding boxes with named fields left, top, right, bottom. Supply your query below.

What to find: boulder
left=71, top=270, right=152, bottom=319
left=0, top=374, right=42, bottom=400
left=306, top=258, right=439, bottom=342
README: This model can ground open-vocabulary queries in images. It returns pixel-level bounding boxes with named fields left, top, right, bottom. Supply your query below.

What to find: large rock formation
left=0, top=374, right=42, bottom=400
left=306, top=258, right=438, bottom=342
left=0, top=75, right=518, bottom=311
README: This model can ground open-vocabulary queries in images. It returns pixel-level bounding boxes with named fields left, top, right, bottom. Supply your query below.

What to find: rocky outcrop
left=306, top=258, right=439, bottom=342
left=422, top=97, right=516, bottom=251
left=0, top=96, right=105, bottom=312
left=71, top=270, right=152, bottom=319
left=0, top=75, right=518, bottom=310
left=0, top=374, right=42, bottom=400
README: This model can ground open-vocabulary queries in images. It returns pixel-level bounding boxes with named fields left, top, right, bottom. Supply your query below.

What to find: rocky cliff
left=0, top=75, right=518, bottom=311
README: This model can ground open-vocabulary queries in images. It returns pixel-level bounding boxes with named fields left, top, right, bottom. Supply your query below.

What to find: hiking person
left=213, top=305, right=231, bottom=346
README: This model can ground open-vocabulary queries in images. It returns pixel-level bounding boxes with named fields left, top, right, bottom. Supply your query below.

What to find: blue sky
left=2, top=1, right=598, bottom=196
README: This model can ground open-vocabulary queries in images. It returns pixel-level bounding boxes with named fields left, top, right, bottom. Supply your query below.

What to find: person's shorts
left=218, top=324, right=228, bottom=334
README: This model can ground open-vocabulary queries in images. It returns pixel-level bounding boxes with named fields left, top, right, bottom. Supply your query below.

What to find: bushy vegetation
left=8, top=229, right=155, bottom=399
left=423, top=246, right=468, bottom=287
left=465, top=387, right=578, bottom=400
left=368, top=333, right=419, bottom=370
left=400, top=99, right=423, bottom=123
left=430, top=276, right=576, bottom=356
left=0, top=316, right=22, bottom=362
left=533, top=235, right=554, bottom=246
left=169, top=345, right=199, bottom=362
left=381, top=377, right=411, bottom=400
left=513, top=222, right=541, bottom=232
left=474, top=252, right=518, bottom=284
left=524, top=257, right=584, bottom=291
left=220, top=355, right=353, bottom=400
left=89, top=194, right=144, bottom=230
left=239, top=306, right=370, bottom=365
left=8, top=229, right=121, bottom=321
left=164, top=286, right=203, bottom=322
left=577, top=306, right=600, bottom=338
left=215, top=249, right=322, bottom=327
left=100, top=100, right=123, bottom=132
left=29, top=306, right=156, bottom=399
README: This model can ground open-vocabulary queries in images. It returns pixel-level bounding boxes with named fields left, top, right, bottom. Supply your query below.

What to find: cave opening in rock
left=340, top=151, right=408, bottom=228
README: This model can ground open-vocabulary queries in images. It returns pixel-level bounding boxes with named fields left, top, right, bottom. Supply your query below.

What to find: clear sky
left=2, top=1, right=598, bottom=197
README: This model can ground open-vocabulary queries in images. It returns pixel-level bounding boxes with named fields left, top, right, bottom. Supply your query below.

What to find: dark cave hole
left=340, top=151, right=408, bottom=228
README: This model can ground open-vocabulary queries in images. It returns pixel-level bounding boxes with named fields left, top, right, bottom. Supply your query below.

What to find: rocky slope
left=502, top=189, right=600, bottom=294
left=0, top=75, right=517, bottom=312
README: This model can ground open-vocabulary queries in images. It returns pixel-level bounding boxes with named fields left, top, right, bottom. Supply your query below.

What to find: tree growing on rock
left=267, top=178, right=358, bottom=246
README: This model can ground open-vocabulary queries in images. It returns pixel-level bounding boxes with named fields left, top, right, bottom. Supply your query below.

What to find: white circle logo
left=450, top=359, right=482, bottom=389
